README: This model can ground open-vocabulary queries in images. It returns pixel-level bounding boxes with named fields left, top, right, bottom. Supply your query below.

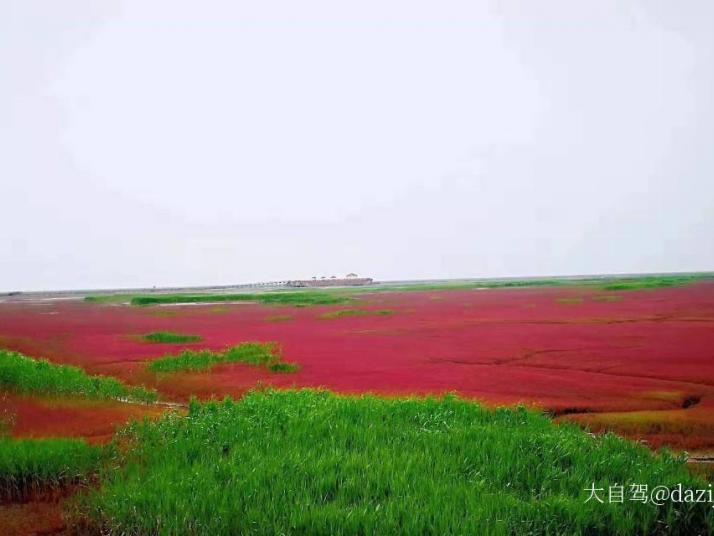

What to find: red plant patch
left=0, top=394, right=165, bottom=444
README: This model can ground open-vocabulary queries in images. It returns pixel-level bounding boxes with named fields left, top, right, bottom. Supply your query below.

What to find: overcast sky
left=2, top=1, right=713, bottom=291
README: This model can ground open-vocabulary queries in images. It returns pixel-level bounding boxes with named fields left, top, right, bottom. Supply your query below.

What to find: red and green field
left=1, top=275, right=713, bottom=533
left=3, top=279, right=713, bottom=449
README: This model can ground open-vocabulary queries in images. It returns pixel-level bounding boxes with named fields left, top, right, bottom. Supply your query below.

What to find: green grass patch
left=319, top=308, right=394, bottom=319
left=0, top=437, right=105, bottom=501
left=0, top=349, right=157, bottom=403
left=141, top=332, right=203, bottom=344
left=265, top=314, right=294, bottom=322
left=130, top=291, right=349, bottom=307
left=267, top=361, right=301, bottom=373
left=0, top=416, right=11, bottom=438
left=84, top=294, right=135, bottom=304
left=601, top=275, right=711, bottom=291
left=146, top=342, right=299, bottom=374
left=78, top=389, right=713, bottom=535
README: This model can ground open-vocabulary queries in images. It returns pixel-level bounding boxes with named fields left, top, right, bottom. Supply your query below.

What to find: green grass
left=146, top=342, right=299, bottom=374
left=265, top=314, right=294, bottom=322
left=319, top=308, right=394, bottom=320
left=142, top=331, right=203, bottom=344
left=365, top=279, right=574, bottom=293
left=267, top=361, right=301, bottom=373
left=601, top=275, right=712, bottom=291
left=0, top=413, right=12, bottom=437
left=129, top=291, right=349, bottom=307
left=0, top=437, right=105, bottom=501
left=84, top=294, right=136, bottom=304
left=362, top=273, right=714, bottom=294
left=0, top=349, right=157, bottom=403
left=77, top=389, right=713, bottom=535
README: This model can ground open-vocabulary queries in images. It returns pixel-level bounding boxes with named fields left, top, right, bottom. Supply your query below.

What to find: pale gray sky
left=2, top=1, right=713, bottom=291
